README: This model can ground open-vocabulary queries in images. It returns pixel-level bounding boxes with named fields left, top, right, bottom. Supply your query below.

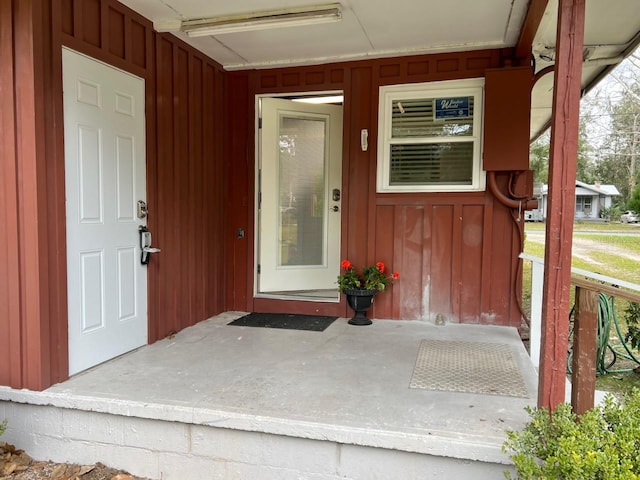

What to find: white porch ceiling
left=121, top=0, right=640, bottom=140
left=121, top=0, right=530, bottom=69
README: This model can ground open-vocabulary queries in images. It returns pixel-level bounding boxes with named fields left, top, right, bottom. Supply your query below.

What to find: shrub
left=625, top=301, right=640, bottom=350
left=599, top=206, right=612, bottom=221
left=503, top=389, right=640, bottom=479
left=601, top=205, right=623, bottom=221
left=0, top=419, right=6, bottom=437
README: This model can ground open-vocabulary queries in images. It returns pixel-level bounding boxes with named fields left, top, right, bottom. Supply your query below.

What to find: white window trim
left=377, top=78, right=485, bottom=193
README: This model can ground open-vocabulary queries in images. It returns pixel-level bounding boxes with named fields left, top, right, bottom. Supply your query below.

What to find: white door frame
left=254, top=92, right=344, bottom=300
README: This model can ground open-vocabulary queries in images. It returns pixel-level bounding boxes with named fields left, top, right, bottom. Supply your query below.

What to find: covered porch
left=0, top=313, right=538, bottom=479
left=2, top=5, right=640, bottom=478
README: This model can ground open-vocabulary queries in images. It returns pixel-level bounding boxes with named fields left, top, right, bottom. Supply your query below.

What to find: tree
left=576, top=123, right=596, bottom=183
left=529, top=132, right=549, bottom=183
left=595, top=107, right=640, bottom=204
left=582, top=52, right=640, bottom=205
left=529, top=51, right=640, bottom=201
left=530, top=125, right=594, bottom=185
left=628, top=184, right=640, bottom=213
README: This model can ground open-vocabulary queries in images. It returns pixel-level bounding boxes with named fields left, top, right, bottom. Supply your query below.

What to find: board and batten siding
left=227, top=52, right=530, bottom=326
left=0, top=0, right=227, bottom=390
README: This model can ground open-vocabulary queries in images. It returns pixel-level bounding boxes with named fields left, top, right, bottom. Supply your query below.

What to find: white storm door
left=259, top=98, right=343, bottom=293
left=63, top=48, right=147, bottom=375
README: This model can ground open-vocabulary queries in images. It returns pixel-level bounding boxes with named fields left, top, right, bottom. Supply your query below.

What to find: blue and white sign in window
left=377, top=79, right=485, bottom=193
left=434, top=97, right=471, bottom=120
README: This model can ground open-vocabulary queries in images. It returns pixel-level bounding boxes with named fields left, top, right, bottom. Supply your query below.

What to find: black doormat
left=228, top=313, right=337, bottom=332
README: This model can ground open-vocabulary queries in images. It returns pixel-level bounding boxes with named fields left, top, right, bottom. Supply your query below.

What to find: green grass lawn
left=594, top=370, right=640, bottom=396
left=522, top=222, right=640, bottom=397
left=578, top=234, right=640, bottom=257
left=525, top=221, right=640, bottom=232
left=524, top=224, right=640, bottom=282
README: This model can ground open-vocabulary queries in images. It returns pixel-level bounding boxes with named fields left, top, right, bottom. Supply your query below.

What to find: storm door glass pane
left=278, top=115, right=327, bottom=267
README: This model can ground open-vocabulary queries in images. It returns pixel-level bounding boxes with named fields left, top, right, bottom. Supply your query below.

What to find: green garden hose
left=567, top=294, right=640, bottom=375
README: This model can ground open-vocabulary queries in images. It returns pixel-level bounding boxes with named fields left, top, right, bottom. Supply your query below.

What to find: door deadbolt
left=137, top=200, right=148, bottom=219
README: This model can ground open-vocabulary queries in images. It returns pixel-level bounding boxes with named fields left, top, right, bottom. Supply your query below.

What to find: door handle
left=139, top=225, right=160, bottom=265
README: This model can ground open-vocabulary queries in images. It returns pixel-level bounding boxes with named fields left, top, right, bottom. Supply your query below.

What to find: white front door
left=63, top=48, right=147, bottom=375
left=259, top=98, right=343, bottom=293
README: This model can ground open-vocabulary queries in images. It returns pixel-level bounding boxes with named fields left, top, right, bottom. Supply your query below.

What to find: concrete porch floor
left=0, top=312, right=539, bottom=479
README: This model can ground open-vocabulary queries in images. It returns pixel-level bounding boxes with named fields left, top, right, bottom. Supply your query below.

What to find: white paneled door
left=63, top=48, right=147, bottom=375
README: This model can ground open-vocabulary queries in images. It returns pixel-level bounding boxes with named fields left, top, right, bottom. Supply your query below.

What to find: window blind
left=390, top=142, right=473, bottom=185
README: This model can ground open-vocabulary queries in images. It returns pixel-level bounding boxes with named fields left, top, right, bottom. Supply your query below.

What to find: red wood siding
left=225, top=73, right=251, bottom=310
left=1, top=0, right=227, bottom=389
left=61, top=0, right=151, bottom=78
left=1, top=0, right=24, bottom=388
left=371, top=195, right=498, bottom=323
left=0, top=0, right=67, bottom=390
left=152, top=35, right=226, bottom=340
left=227, top=49, right=527, bottom=326
left=347, top=67, right=375, bottom=277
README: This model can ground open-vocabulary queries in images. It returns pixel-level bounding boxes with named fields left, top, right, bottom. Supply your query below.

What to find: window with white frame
left=377, top=79, right=485, bottom=192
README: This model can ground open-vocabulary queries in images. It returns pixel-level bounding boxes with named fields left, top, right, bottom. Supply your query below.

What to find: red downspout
left=538, top=0, right=585, bottom=411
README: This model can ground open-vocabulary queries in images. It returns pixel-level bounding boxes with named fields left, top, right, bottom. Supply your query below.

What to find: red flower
left=376, top=262, right=385, bottom=273
left=392, top=272, right=400, bottom=280
left=341, top=259, right=352, bottom=269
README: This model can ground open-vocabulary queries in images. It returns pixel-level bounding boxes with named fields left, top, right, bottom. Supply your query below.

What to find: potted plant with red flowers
left=337, top=260, right=399, bottom=325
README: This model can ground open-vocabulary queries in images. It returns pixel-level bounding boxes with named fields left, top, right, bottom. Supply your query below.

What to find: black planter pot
left=344, top=289, right=377, bottom=325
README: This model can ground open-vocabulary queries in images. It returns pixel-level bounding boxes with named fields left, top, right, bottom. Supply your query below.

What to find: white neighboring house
left=525, top=181, right=620, bottom=221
